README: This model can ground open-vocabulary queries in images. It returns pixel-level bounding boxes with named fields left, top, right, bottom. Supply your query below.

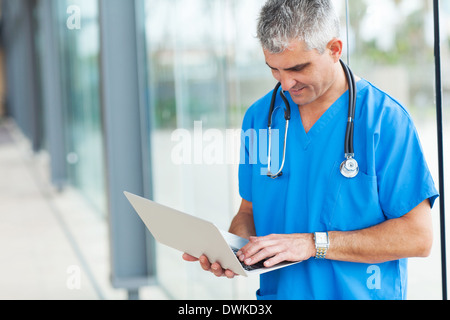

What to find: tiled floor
left=0, top=119, right=167, bottom=300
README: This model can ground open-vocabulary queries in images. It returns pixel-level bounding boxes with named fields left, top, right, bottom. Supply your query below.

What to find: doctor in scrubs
left=183, top=0, right=439, bottom=300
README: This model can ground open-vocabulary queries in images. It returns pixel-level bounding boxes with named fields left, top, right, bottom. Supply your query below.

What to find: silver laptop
left=124, top=191, right=300, bottom=277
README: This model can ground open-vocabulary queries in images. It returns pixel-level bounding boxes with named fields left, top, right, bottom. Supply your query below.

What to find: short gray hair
left=257, top=0, right=341, bottom=54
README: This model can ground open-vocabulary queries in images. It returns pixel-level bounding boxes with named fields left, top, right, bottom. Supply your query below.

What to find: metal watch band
left=315, top=247, right=327, bottom=259
left=314, top=232, right=329, bottom=259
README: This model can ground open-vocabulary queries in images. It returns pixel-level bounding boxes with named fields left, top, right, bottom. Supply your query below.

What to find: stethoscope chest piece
left=340, top=155, right=359, bottom=179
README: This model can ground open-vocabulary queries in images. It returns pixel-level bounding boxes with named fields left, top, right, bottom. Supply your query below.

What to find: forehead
left=263, top=40, right=321, bottom=68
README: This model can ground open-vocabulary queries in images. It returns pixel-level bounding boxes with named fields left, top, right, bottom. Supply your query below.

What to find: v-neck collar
left=287, top=81, right=363, bottom=150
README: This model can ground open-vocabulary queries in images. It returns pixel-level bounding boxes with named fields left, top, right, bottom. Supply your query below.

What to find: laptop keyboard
left=232, top=248, right=267, bottom=271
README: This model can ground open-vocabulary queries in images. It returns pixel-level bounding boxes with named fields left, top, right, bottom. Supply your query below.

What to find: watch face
left=316, top=233, right=327, bottom=244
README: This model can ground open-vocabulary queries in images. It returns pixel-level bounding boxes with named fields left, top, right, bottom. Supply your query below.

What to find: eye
left=288, top=63, right=310, bottom=73
left=270, top=68, right=281, bottom=80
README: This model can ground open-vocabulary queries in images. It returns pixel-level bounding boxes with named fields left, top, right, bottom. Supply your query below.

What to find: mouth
left=290, top=87, right=306, bottom=96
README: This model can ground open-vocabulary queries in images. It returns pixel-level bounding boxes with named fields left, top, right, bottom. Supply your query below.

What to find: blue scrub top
left=238, top=79, right=439, bottom=300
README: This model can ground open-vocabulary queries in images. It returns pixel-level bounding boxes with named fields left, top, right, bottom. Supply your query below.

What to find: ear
left=327, top=38, right=343, bottom=62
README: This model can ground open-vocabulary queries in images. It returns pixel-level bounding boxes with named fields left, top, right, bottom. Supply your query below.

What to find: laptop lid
left=123, top=191, right=248, bottom=276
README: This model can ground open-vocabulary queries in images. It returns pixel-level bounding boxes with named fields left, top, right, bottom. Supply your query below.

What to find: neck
left=299, top=62, right=348, bottom=132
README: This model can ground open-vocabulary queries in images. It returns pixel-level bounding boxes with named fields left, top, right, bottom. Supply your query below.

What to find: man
left=184, top=0, right=438, bottom=300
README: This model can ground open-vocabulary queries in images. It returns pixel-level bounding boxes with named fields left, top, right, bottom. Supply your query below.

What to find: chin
left=292, top=96, right=313, bottom=106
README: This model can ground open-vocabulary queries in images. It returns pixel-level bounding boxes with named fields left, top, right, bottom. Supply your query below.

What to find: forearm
left=325, top=200, right=433, bottom=264
left=229, top=199, right=256, bottom=239
left=233, top=200, right=432, bottom=268
left=229, top=211, right=256, bottom=240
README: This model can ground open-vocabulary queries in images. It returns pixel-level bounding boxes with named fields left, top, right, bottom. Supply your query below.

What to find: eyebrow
left=266, top=62, right=311, bottom=72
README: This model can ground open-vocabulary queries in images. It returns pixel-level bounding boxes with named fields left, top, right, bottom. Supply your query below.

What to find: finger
left=244, top=246, right=279, bottom=265
left=240, top=236, right=278, bottom=260
left=224, top=269, right=237, bottom=279
left=239, top=237, right=264, bottom=259
left=263, top=252, right=288, bottom=268
left=199, top=255, right=212, bottom=271
left=241, top=236, right=281, bottom=264
left=182, top=253, right=199, bottom=262
left=211, top=262, right=225, bottom=277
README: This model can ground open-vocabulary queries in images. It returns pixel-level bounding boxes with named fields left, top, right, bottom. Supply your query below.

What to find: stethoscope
left=267, top=59, right=359, bottom=179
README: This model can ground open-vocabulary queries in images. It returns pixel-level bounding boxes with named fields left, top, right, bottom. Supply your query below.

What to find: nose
left=279, top=72, right=297, bottom=92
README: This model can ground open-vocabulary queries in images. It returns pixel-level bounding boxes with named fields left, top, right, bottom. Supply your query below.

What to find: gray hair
left=257, top=0, right=341, bottom=54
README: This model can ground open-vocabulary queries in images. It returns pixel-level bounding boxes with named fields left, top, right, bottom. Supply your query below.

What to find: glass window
left=56, top=0, right=106, bottom=214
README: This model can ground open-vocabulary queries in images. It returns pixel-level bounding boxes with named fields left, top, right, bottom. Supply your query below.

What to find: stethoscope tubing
left=340, top=59, right=356, bottom=156
left=267, top=59, right=358, bottom=179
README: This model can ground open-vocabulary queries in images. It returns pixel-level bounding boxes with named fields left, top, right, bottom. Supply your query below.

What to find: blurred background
left=0, top=0, right=449, bottom=300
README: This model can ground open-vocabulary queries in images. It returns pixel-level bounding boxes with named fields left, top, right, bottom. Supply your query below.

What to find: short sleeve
left=375, top=104, right=439, bottom=218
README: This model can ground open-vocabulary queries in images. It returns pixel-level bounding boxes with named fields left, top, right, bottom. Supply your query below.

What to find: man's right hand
left=182, top=253, right=238, bottom=279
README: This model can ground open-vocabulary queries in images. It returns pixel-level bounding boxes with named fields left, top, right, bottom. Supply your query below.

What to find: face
left=264, top=40, right=341, bottom=107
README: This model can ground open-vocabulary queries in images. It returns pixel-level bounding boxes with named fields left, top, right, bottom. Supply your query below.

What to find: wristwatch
left=314, top=232, right=329, bottom=259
